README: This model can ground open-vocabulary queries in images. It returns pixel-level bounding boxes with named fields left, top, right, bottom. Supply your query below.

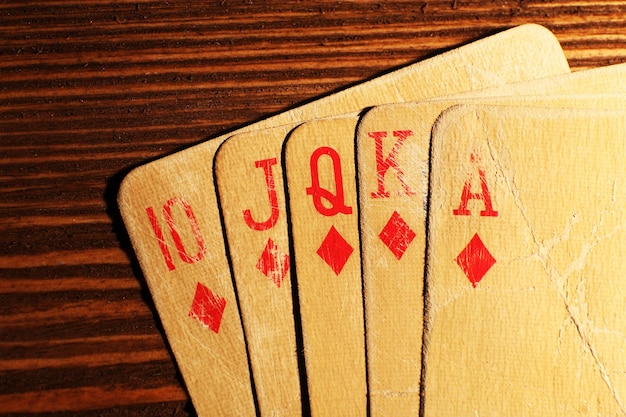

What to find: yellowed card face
left=457, top=61, right=626, bottom=99
left=117, top=25, right=568, bottom=416
left=357, top=67, right=626, bottom=416
left=357, top=116, right=427, bottom=417
left=284, top=117, right=366, bottom=417
left=214, top=125, right=302, bottom=417
left=424, top=104, right=626, bottom=416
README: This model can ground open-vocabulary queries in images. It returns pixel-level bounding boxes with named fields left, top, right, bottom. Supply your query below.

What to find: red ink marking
left=189, top=282, right=227, bottom=333
left=163, top=197, right=206, bottom=264
left=243, top=158, right=280, bottom=231
left=378, top=211, right=416, bottom=260
left=146, top=197, right=205, bottom=271
left=146, top=206, right=176, bottom=271
left=369, top=130, right=416, bottom=198
left=453, top=153, right=498, bottom=217
left=455, top=233, right=496, bottom=288
left=316, top=226, right=354, bottom=275
left=306, top=146, right=353, bottom=217
left=256, top=238, right=290, bottom=288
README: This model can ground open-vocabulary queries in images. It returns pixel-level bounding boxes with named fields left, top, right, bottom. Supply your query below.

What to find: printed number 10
left=145, top=197, right=206, bottom=271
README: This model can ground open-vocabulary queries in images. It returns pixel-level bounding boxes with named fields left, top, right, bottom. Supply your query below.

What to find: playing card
left=118, top=24, right=569, bottom=416
left=424, top=104, right=626, bottom=416
left=284, top=117, right=365, bottom=417
left=214, top=124, right=303, bottom=417
left=356, top=109, right=428, bottom=417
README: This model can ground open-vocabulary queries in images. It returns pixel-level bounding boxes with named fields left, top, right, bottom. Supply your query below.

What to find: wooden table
left=2, top=1, right=625, bottom=416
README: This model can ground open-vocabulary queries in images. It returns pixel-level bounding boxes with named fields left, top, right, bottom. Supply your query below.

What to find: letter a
left=242, top=158, right=280, bottom=231
left=453, top=153, right=498, bottom=217
left=306, top=146, right=353, bottom=216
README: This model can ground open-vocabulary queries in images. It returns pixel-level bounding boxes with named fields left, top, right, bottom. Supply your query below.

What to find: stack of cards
left=119, top=24, right=626, bottom=416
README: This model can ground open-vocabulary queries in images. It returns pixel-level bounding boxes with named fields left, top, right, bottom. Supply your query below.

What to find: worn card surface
left=118, top=24, right=569, bottom=416
left=214, top=125, right=302, bottom=417
left=456, top=61, right=626, bottom=99
left=424, top=104, right=626, bottom=416
left=357, top=91, right=626, bottom=417
left=284, top=118, right=366, bottom=417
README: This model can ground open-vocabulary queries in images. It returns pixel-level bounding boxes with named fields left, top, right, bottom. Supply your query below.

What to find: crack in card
left=424, top=104, right=626, bottom=417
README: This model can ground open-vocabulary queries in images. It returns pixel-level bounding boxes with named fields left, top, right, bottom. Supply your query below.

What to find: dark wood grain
left=2, top=1, right=626, bottom=415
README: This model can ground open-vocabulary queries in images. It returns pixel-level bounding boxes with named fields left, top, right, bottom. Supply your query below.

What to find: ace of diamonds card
left=423, top=104, right=626, bottom=416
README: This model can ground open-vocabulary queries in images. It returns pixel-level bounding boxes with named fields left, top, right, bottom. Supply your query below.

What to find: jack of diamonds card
left=214, top=125, right=302, bottom=417
left=423, top=104, right=626, bottom=417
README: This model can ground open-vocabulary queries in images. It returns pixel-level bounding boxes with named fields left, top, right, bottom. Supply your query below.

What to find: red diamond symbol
left=256, top=238, right=290, bottom=288
left=455, top=233, right=496, bottom=288
left=378, top=211, right=416, bottom=260
left=188, top=282, right=226, bottom=333
left=316, top=226, right=354, bottom=275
